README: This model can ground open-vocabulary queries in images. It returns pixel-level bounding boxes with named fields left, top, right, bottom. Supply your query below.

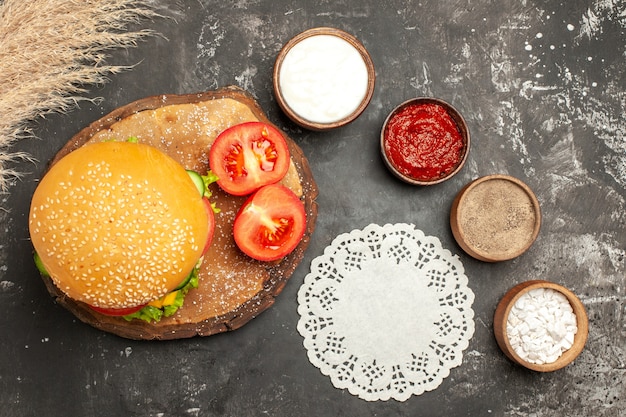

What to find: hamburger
left=30, top=139, right=217, bottom=323
left=29, top=87, right=318, bottom=340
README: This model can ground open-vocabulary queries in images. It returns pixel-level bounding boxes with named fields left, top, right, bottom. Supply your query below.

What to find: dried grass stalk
left=0, top=0, right=160, bottom=192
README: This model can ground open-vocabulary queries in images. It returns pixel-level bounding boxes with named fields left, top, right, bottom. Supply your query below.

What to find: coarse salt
left=506, top=287, right=578, bottom=364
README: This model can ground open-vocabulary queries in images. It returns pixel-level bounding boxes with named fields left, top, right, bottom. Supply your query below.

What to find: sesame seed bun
left=29, top=141, right=209, bottom=309
left=33, top=86, right=318, bottom=340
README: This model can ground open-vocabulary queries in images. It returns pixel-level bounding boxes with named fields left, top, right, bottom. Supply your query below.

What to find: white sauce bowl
left=273, top=27, right=376, bottom=130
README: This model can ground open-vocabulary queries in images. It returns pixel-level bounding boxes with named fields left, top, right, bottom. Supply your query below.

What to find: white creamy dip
left=278, top=34, right=370, bottom=124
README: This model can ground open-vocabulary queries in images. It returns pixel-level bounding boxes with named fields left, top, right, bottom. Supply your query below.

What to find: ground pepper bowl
left=493, top=280, right=589, bottom=372
left=450, top=174, right=541, bottom=262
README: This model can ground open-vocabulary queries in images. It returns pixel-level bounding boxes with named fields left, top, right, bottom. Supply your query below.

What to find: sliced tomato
left=209, top=122, right=290, bottom=196
left=233, top=184, right=306, bottom=262
left=201, top=197, right=216, bottom=256
left=89, top=304, right=145, bottom=316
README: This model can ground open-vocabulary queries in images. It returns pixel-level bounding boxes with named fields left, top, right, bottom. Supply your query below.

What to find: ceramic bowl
left=273, top=27, right=376, bottom=130
left=380, top=97, right=470, bottom=185
left=493, top=280, right=589, bottom=372
left=450, top=174, right=541, bottom=262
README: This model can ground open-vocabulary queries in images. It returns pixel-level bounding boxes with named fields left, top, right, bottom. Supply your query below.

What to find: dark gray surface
left=1, top=1, right=625, bottom=416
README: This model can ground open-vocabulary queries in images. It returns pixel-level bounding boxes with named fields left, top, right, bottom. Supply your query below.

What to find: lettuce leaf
left=123, top=262, right=201, bottom=323
left=202, top=171, right=221, bottom=213
left=123, top=305, right=164, bottom=323
left=33, top=252, right=50, bottom=277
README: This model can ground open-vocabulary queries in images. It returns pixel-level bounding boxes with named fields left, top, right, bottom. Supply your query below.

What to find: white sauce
left=506, top=288, right=578, bottom=365
left=279, top=34, right=370, bottom=124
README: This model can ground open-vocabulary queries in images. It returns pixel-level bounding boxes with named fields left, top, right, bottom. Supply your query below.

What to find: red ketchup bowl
left=380, top=97, right=470, bottom=185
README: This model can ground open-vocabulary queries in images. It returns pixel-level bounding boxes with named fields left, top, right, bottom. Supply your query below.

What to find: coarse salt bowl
left=380, top=97, right=470, bottom=185
left=273, top=27, right=376, bottom=130
left=493, top=280, right=589, bottom=372
left=450, top=174, right=541, bottom=262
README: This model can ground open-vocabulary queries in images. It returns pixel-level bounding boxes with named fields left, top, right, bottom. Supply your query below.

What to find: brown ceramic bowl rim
left=273, top=27, right=376, bottom=131
left=450, top=174, right=541, bottom=262
left=380, top=97, right=470, bottom=185
left=493, top=280, right=589, bottom=372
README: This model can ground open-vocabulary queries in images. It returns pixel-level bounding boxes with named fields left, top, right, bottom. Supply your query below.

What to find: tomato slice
left=209, top=122, right=290, bottom=196
left=89, top=304, right=146, bottom=316
left=201, top=197, right=216, bottom=256
left=233, top=184, right=306, bottom=262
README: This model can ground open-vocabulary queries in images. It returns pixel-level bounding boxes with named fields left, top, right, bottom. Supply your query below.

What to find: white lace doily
left=297, top=223, right=475, bottom=402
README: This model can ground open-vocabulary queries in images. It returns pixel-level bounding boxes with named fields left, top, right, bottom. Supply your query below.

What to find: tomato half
left=209, top=122, right=290, bottom=196
left=201, top=197, right=216, bottom=256
left=89, top=304, right=145, bottom=316
left=233, top=184, right=306, bottom=262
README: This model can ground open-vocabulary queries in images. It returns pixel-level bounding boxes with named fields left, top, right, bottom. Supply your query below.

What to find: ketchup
left=383, top=102, right=464, bottom=181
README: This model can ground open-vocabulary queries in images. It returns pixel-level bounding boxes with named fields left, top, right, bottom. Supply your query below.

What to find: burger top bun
left=29, top=141, right=210, bottom=309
